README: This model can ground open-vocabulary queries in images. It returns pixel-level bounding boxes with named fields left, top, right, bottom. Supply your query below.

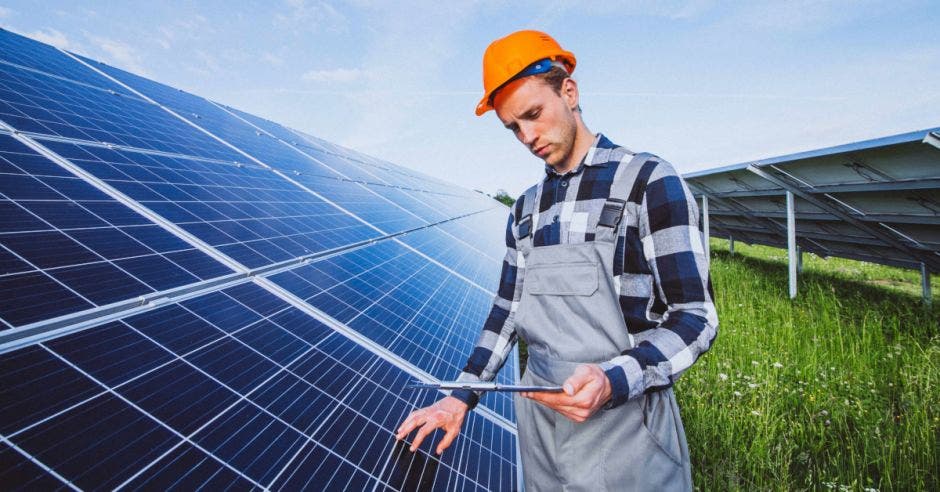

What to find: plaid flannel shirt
left=453, top=133, right=718, bottom=409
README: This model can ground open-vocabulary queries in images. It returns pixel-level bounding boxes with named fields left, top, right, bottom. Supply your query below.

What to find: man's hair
left=488, top=65, right=581, bottom=112
left=533, top=65, right=570, bottom=95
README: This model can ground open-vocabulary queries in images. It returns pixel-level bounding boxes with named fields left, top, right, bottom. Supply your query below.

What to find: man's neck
left=550, top=122, right=595, bottom=175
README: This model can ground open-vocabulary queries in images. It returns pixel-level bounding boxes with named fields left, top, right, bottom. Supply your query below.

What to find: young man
left=396, top=30, right=718, bottom=490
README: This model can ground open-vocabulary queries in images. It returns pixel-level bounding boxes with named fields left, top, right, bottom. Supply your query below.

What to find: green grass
left=678, top=239, right=939, bottom=491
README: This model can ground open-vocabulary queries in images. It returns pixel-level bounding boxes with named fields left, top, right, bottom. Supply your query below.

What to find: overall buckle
left=598, top=199, right=626, bottom=228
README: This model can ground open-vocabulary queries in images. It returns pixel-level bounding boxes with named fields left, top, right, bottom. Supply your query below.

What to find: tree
left=494, top=189, right=515, bottom=207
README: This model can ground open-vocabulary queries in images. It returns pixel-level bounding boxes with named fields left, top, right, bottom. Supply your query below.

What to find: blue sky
left=2, top=1, right=938, bottom=196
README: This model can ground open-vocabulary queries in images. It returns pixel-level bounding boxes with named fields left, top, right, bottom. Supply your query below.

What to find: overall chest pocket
left=525, top=261, right=599, bottom=296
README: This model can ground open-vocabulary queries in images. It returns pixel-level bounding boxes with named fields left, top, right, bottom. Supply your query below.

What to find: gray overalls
left=512, top=153, right=693, bottom=491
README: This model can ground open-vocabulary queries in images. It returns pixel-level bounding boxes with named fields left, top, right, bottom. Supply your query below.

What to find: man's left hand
left=522, top=364, right=612, bottom=422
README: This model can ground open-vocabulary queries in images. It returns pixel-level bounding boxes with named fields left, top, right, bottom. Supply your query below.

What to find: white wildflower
left=751, top=410, right=761, bottom=416
left=718, top=373, right=728, bottom=381
left=733, top=391, right=742, bottom=397
left=772, top=361, right=783, bottom=369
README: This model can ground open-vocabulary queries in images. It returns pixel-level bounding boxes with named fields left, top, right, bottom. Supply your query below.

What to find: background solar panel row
left=683, top=128, right=940, bottom=272
left=0, top=27, right=518, bottom=490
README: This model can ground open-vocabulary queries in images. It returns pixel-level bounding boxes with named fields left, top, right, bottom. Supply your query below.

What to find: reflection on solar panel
left=0, top=28, right=519, bottom=490
left=684, top=128, right=940, bottom=301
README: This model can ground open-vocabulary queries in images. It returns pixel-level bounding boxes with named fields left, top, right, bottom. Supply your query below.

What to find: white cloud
left=302, top=67, right=373, bottom=83
left=261, top=52, right=284, bottom=66
left=530, top=0, right=715, bottom=26
left=27, top=28, right=71, bottom=49
left=721, top=0, right=900, bottom=33
left=87, top=34, right=149, bottom=75
left=275, top=0, right=347, bottom=32
left=156, top=15, right=213, bottom=50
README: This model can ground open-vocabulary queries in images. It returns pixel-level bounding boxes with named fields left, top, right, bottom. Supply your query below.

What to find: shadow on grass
left=711, top=249, right=939, bottom=341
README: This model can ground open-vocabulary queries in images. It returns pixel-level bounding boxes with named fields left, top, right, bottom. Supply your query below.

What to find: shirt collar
left=543, top=133, right=615, bottom=180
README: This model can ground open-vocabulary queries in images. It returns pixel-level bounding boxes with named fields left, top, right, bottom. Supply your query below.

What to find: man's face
left=493, top=76, right=579, bottom=169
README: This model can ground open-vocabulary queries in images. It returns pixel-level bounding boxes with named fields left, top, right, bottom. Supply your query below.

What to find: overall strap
left=514, top=181, right=542, bottom=256
left=593, top=152, right=656, bottom=243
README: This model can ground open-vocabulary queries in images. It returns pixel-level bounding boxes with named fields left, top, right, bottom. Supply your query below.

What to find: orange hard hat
left=475, top=30, right=576, bottom=116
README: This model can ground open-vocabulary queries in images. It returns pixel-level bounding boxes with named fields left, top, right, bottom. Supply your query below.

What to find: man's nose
left=519, top=124, right=538, bottom=147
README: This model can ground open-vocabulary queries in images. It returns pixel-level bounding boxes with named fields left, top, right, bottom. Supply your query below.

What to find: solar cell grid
left=397, top=225, right=502, bottom=289
left=268, top=240, right=517, bottom=421
left=37, top=138, right=382, bottom=268
left=0, top=62, right=242, bottom=161
left=289, top=173, right=430, bottom=233
left=0, top=28, right=125, bottom=91
left=76, top=55, right=364, bottom=182
left=0, top=280, right=515, bottom=490
left=0, top=133, right=233, bottom=328
left=437, top=208, right=510, bottom=261
left=407, top=188, right=488, bottom=218
left=364, top=184, right=457, bottom=223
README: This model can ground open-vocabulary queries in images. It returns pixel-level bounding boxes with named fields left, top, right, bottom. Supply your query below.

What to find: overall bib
left=512, top=157, right=693, bottom=491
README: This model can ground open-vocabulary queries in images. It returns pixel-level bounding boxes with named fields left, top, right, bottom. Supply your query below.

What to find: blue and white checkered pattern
left=453, top=134, right=718, bottom=409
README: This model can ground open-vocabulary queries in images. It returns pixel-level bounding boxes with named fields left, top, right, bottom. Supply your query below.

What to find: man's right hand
left=395, top=396, right=468, bottom=455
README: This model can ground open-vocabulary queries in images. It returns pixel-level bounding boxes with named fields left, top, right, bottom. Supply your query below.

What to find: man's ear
left=562, top=77, right=580, bottom=111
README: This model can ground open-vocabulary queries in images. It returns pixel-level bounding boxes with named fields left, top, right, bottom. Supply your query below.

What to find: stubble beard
left=545, top=113, right=579, bottom=171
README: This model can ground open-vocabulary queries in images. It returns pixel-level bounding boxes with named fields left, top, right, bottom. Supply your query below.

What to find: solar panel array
left=683, top=128, right=940, bottom=274
left=0, top=28, right=520, bottom=490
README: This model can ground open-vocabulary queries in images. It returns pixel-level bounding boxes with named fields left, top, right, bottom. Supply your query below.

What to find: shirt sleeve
left=451, top=209, right=522, bottom=410
left=600, top=159, right=719, bottom=408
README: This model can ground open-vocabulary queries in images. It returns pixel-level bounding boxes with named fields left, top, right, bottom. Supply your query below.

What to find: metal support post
left=701, top=195, right=710, bottom=259
left=729, top=235, right=734, bottom=256
left=787, top=191, right=797, bottom=299
left=922, top=262, right=933, bottom=306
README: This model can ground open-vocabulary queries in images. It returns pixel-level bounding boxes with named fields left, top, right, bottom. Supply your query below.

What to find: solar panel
left=0, top=27, right=518, bottom=490
left=684, top=128, right=940, bottom=273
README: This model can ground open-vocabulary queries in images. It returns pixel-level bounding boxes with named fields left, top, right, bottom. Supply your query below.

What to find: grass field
left=677, top=239, right=939, bottom=491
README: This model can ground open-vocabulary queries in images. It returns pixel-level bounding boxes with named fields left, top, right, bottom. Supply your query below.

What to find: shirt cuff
left=601, top=365, right=631, bottom=409
left=449, top=389, right=480, bottom=410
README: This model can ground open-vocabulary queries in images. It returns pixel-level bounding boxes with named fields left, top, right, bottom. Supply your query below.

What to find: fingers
left=436, top=425, right=459, bottom=455
left=409, top=419, right=440, bottom=452
left=395, top=409, right=426, bottom=440
left=522, top=365, right=609, bottom=422
left=563, top=365, right=595, bottom=395
left=525, top=390, right=576, bottom=407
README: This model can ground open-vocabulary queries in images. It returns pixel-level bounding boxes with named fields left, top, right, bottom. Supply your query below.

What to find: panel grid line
left=1, top=433, right=80, bottom=491
left=39, top=345, right=269, bottom=490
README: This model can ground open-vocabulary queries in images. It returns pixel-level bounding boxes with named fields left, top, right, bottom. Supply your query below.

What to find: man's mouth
left=533, top=144, right=549, bottom=158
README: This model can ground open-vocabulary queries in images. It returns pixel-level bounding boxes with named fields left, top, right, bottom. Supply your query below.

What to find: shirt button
left=553, top=215, right=559, bottom=223
left=560, top=180, right=568, bottom=187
